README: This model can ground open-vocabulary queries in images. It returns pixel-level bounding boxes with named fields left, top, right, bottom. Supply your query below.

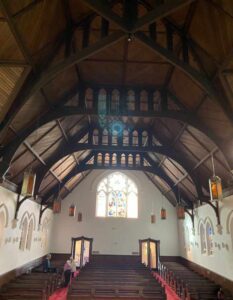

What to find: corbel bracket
left=39, top=204, right=50, bottom=225
left=14, top=195, right=29, bottom=220
left=201, top=198, right=221, bottom=226
left=184, top=208, right=194, bottom=229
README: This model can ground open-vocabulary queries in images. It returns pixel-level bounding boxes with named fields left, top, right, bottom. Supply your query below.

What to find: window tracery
left=96, top=172, right=138, bottom=218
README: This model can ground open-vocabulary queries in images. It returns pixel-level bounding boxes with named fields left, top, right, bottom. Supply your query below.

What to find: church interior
left=0, top=0, right=233, bottom=299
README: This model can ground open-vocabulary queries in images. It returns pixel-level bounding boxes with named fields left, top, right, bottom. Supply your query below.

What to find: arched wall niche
left=0, top=203, right=9, bottom=227
left=226, top=210, right=233, bottom=234
left=197, top=218, right=205, bottom=236
left=19, top=211, right=36, bottom=231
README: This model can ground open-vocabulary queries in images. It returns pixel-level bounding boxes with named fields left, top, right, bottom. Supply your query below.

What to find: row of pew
left=0, top=269, right=61, bottom=300
left=159, top=261, right=233, bottom=300
left=68, top=262, right=166, bottom=299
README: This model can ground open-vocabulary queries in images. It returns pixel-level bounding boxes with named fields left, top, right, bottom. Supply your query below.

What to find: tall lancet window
left=206, top=222, right=214, bottom=255
left=96, top=172, right=138, bottom=218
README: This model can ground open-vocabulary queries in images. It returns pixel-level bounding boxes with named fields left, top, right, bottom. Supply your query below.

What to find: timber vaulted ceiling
left=0, top=0, right=233, bottom=209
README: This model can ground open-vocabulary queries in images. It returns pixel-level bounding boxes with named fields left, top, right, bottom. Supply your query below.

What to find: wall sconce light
left=69, top=204, right=76, bottom=217
left=77, top=212, right=82, bottom=222
left=151, top=214, right=156, bottom=224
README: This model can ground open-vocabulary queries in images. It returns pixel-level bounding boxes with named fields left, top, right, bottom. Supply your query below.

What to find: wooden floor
left=68, top=262, right=166, bottom=299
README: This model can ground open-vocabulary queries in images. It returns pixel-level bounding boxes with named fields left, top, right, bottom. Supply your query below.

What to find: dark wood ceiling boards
left=0, top=0, right=233, bottom=209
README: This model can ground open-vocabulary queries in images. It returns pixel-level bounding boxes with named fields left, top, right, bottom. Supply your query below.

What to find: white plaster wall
left=0, top=186, right=53, bottom=275
left=51, top=170, right=180, bottom=256
left=178, top=195, right=233, bottom=281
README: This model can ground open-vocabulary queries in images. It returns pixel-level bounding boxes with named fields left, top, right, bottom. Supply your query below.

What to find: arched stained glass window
left=96, top=172, right=138, bottom=218
left=206, top=222, right=214, bottom=255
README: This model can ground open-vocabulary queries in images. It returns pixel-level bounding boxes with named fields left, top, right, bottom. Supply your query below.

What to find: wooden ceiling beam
left=132, top=0, right=195, bottom=32
left=143, top=172, right=177, bottom=207
left=135, top=31, right=233, bottom=124
left=81, top=0, right=129, bottom=32
left=42, top=157, right=194, bottom=208
left=144, top=153, right=180, bottom=201
left=42, top=151, right=94, bottom=202
left=0, top=31, right=126, bottom=137
left=154, top=119, right=215, bottom=188
left=0, top=0, right=34, bottom=69
left=1, top=93, right=228, bottom=179
left=135, top=31, right=216, bottom=101
left=0, top=60, right=29, bottom=67
left=9, top=126, right=70, bottom=193
left=33, top=141, right=202, bottom=201
left=147, top=151, right=197, bottom=202
left=164, top=147, right=218, bottom=197
left=12, top=0, right=43, bottom=19
left=158, top=161, right=198, bottom=202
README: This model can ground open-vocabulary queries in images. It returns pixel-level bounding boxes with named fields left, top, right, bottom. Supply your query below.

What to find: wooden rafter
left=0, top=0, right=34, bottom=68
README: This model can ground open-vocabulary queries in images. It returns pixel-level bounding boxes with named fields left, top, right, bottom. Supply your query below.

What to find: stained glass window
left=96, top=172, right=138, bottom=218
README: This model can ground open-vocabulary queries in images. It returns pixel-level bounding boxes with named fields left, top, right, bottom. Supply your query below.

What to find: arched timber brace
left=14, top=195, right=30, bottom=221
left=38, top=204, right=50, bottom=226
left=201, top=199, right=222, bottom=231
left=0, top=85, right=230, bottom=178
left=185, top=208, right=195, bottom=229
left=42, top=152, right=188, bottom=207
left=34, top=143, right=202, bottom=200
left=0, top=0, right=232, bottom=148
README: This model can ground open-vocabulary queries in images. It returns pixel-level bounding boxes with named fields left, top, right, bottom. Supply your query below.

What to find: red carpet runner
left=152, top=271, right=181, bottom=300
left=49, top=271, right=79, bottom=300
left=49, top=270, right=180, bottom=300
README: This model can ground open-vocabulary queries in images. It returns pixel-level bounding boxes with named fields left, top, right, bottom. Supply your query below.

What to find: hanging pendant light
left=209, top=155, right=222, bottom=202
left=69, top=204, right=76, bottom=217
left=21, top=169, right=36, bottom=197
left=160, top=208, right=167, bottom=220
left=150, top=199, right=155, bottom=223
left=53, top=184, right=61, bottom=214
left=177, top=205, right=185, bottom=219
left=53, top=199, right=61, bottom=214
left=151, top=214, right=156, bottom=224
left=77, top=212, right=82, bottom=222
left=160, top=194, right=167, bottom=220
